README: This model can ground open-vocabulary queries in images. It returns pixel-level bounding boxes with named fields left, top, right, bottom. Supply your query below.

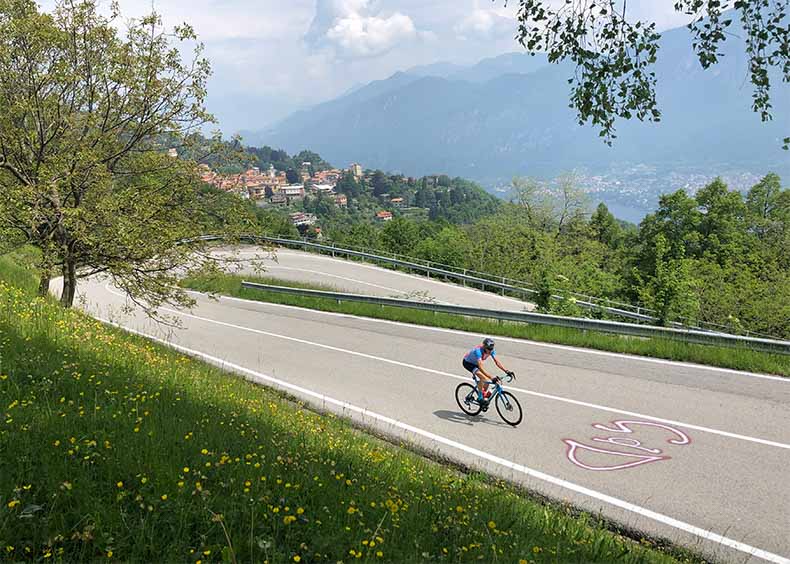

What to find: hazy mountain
left=260, top=22, right=789, bottom=191
left=405, top=61, right=466, bottom=78
left=449, top=52, right=549, bottom=83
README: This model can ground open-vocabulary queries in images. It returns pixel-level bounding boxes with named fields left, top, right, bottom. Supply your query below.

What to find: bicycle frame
left=471, top=373, right=512, bottom=403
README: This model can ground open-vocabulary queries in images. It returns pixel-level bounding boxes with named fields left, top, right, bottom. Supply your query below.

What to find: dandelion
left=6, top=500, right=19, bottom=509
left=116, top=482, right=123, bottom=488
left=296, top=507, right=304, bottom=515
left=283, top=515, right=296, bottom=525
left=161, top=495, right=167, bottom=501
left=376, top=551, right=383, bottom=558
left=293, top=557, right=301, bottom=563
left=183, top=467, right=190, bottom=473
left=488, top=520, right=496, bottom=530
left=532, top=546, right=542, bottom=554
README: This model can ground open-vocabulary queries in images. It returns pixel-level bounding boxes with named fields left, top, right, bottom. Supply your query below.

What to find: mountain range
left=247, top=19, right=789, bottom=212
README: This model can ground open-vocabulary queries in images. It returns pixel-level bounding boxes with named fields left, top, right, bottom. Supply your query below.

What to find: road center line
left=94, top=316, right=790, bottom=564
left=103, top=285, right=790, bottom=451
left=198, top=288, right=788, bottom=382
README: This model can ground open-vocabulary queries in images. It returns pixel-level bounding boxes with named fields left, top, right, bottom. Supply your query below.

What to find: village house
left=289, top=212, right=317, bottom=227
left=310, top=183, right=335, bottom=195
left=390, top=197, right=405, bottom=208
left=281, top=184, right=305, bottom=199
left=375, top=210, right=393, bottom=222
left=334, top=194, right=347, bottom=207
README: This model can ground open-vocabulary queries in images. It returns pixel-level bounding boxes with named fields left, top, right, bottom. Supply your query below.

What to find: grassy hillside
left=0, top=253, right=701, bottom=562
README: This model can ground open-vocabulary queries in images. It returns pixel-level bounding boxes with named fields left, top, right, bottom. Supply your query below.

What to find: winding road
left=62, top=249, right=790, bottom=563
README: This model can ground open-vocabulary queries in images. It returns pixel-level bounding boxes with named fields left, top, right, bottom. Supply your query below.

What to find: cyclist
left=462, top=338, right=513, bottom=408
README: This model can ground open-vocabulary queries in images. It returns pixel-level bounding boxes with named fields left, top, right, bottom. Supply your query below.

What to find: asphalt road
left=216, top=247, right=536, bottom=310
left=63, top=265, right=790, bottom=564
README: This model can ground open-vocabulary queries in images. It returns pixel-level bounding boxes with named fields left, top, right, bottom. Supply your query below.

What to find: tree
left=380, top=217, right=420, bottom=254
left=589, top=203, right=622, bottom=248
left=746, top=173, right=790, bottom=242
left=285, top=169, right=301, bottom=184
left=370, top=170, right=391, bottom=196
left=695, top=178, right=748, bottom=264
left=511, top=177, right=553, bottom=229
left=510, top=0, right=789, bottom=148
left=335, top=171, right=362, bottom=199
left=552, top=174, right=589, bottom=237
left=0, top=0, right=256, bottom=312
left=636, top=234, right=700, bottom=326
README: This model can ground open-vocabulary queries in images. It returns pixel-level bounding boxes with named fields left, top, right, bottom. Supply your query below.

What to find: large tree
left=508, top=0, right=789, bottom=148
left=0, top=0, right=256, bottom=312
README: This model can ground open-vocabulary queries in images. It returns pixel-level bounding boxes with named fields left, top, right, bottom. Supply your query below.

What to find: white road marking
left=94, top=316, right=790, bottom=564
left=103, top=284, right=790, bottom=450
left=259, top=265, right=406, bottom=294
left=196, top=289, right=790, bottom=383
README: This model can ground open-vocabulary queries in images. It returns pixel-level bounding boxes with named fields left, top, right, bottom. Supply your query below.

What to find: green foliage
left=590, top=203, right=622, bottom=248
left=635, top=235, right=700, bottom=326
left=511, top=0, right=789, bottom=147
left=263, top=171, right=789, bottom=338
left=0, top=0, right=257, bottom=312
left=245, top=146, right=331, bottom=174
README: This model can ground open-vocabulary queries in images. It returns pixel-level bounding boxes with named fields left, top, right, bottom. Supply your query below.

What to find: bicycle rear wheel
left=455, top=383, right=482, bottom=416
left=495, top=391, right=522, bottom=426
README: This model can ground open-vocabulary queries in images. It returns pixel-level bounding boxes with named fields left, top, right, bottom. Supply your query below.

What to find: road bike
left=455, top=372, right=523, bottom=426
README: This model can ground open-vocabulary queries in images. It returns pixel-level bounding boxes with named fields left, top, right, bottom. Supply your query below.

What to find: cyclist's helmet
left=482, top=338, right=495, bottom=351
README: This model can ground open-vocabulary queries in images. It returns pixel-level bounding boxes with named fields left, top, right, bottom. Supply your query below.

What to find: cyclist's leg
left=462, top=360, right=486, bottom=401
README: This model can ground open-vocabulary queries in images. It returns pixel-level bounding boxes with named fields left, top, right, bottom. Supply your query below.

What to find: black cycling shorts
left=462, top=359, right=479, bottom=375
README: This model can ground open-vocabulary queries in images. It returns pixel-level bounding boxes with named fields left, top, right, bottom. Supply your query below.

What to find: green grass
left=182, top=273, right=790, bottom=377
left=0, top=258, right=704, bottom=562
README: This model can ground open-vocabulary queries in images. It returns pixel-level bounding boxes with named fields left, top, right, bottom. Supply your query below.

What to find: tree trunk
left=59, top=258, right=77, bottom=307
left=37, top=272, right=51, bottom=298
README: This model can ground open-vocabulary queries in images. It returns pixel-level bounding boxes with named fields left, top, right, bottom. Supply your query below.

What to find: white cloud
left=326, top=11, right=416, bottom=57
left=454, top=8, right=515, bottom=39
left=306, top=0, right=419, bottom=58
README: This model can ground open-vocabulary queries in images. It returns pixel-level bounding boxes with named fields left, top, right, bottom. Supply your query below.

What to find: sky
left=40, top=1, right=694, bottom=135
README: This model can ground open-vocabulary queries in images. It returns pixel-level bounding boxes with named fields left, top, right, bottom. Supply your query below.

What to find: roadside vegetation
left=256, top=170, right=790, bottom=341
left=0, top=254, right=707, bottom=563
left=182, top=273, right=790, bottom=377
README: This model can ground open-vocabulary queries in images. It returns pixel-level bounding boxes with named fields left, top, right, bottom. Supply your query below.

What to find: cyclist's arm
left=476, top=360, right=494, bottom=381
left=493, top=357, right=509, bottom=373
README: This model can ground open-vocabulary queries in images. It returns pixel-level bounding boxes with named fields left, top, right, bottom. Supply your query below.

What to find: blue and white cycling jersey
left=463, top=346, right=495, bottom=364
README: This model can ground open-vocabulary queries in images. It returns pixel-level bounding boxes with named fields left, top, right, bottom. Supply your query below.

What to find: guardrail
left=194, top=234, right=778, bottom=338
left=239, top=281, right=790, bottom=355
left=214, top=235, right=659, bottom=324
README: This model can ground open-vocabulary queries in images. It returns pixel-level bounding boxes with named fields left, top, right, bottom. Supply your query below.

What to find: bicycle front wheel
left=455, top=383, right=482, bottom=416
left=495, top=391, right=523, bottom=426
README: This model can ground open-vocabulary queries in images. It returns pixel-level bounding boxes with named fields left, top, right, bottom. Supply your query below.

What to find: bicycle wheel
left=455, top=383, right=482, bottom=416
left=495, top=391, right=523, bottom=426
